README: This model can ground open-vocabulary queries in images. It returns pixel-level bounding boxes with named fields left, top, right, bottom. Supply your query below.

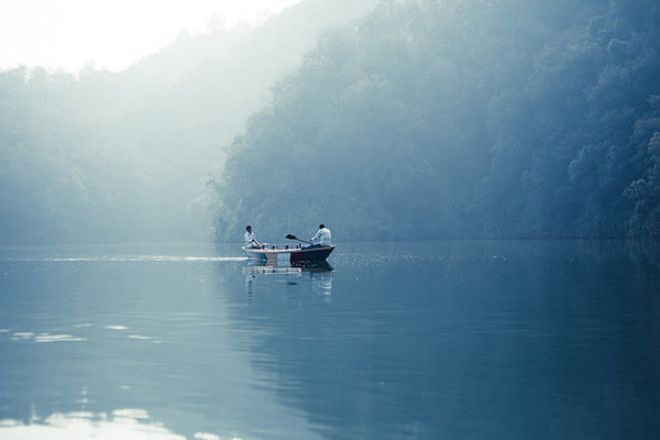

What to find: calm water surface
left=0, top=240, right=659, bottom=439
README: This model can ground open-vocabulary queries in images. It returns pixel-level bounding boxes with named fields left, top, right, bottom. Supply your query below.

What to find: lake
left=0, top=240, right=659, bottom=439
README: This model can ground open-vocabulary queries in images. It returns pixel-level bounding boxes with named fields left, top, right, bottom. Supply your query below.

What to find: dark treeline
left=0, top=0, right=375, bottom=244
left=211, top=0, right=660, bottom=242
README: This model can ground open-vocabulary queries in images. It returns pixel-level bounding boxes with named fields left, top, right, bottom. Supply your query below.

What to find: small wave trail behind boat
left=1, top=255, right=248, bottom=262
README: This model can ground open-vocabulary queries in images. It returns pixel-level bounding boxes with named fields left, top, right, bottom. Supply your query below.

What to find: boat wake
left=2, top=255, right=248, bottom=263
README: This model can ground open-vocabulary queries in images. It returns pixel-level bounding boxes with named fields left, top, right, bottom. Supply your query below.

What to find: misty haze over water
left=1, top=1, right=659, bottom=439
left=0, top=0, right=376, bottom=244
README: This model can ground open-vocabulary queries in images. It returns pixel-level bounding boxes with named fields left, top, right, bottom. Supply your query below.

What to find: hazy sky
left=0, top=0, right=302, bottom=72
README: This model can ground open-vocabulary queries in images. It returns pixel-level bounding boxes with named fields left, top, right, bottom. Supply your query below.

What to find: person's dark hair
left=319, top=224, right=325, bottom=229
left=246, top=225, right=252, bottom=231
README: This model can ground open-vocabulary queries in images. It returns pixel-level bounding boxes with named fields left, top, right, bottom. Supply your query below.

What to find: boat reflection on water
left=242, top=260, right=334, bottom=298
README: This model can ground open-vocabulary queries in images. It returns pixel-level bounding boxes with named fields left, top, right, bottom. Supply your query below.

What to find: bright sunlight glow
left=0, top=0, right=302, bottom=73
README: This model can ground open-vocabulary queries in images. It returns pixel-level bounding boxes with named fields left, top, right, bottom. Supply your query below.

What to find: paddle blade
left=285, top=234, right=298, bottom=240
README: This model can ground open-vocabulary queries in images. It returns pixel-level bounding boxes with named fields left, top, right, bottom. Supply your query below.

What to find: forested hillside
left=0, top=0, right=375, bottom=243
left=211, top=0, right=660, bottom=242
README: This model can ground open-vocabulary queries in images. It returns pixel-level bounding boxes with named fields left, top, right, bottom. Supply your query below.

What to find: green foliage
left=211, top=0, right=660, bottom=241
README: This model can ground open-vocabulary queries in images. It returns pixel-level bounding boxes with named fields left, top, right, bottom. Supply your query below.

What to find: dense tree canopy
left=211, top=0, right=660, bottom=241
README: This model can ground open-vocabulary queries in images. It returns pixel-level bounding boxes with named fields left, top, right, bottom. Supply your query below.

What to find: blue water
left=0, top=240, right=658, bottom=439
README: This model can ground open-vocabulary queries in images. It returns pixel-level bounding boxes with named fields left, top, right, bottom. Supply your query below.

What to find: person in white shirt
left=244, top=225, right=261, bottom=249
left=309, top=224, right=332, bottom=247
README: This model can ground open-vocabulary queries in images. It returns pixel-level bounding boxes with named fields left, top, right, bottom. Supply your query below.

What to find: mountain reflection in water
left=0, top=241, right=659, bottom=439
left=0, top=409, right=198, bottom=440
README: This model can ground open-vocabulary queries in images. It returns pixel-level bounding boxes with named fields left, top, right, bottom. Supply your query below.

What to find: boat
left=242, top=244, right=335, bottom=264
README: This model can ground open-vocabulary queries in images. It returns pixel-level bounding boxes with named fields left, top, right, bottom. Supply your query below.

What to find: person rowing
left=307, top=224, right=331, bottom=248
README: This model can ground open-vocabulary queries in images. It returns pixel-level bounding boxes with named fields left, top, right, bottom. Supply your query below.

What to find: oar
left=285, top=234, right=312, bottom=244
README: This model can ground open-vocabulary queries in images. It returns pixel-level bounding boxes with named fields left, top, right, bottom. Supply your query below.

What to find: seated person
left=308, top=224, right=332, bottom=248
left=244, top=225, right=261, bottom=248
